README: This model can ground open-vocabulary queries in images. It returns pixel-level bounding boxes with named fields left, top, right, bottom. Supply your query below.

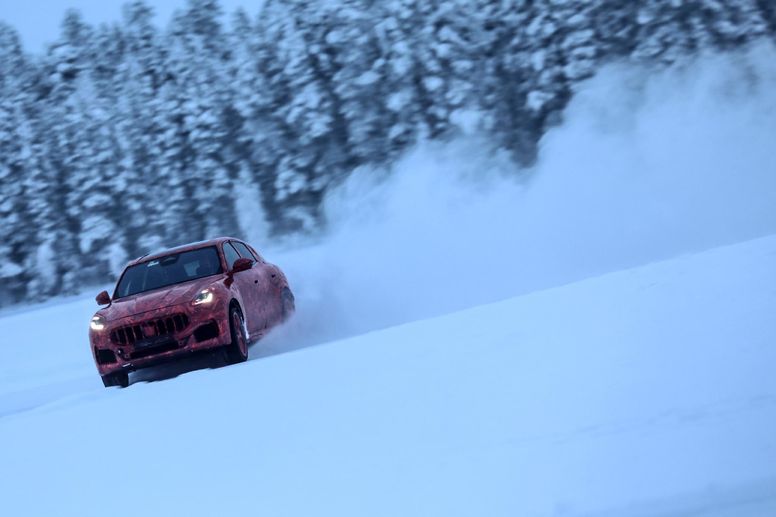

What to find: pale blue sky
left=0, top=0, right=261, bottom=52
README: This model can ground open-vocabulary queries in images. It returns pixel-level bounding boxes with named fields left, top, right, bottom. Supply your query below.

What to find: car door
left=232, top=240, right=273, bottom=329
left=246, top=243, right=286, bottom=324
left=223, top=241, right=261, bottom=335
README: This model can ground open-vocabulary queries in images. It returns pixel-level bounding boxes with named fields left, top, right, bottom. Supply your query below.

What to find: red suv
left=89, top=237, right=294, bottom=387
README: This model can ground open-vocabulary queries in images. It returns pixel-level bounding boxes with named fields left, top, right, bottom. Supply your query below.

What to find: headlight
left=90, top=315, right=106, bottom=331
left=192, top=289, right=215, bottom=306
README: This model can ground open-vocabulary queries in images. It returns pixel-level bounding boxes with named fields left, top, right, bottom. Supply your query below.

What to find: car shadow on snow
left=129, top=328, right=319, bottom=386
left=130, top=305, right=345, bottom=385
left=130, top=350, right=226, bottom=385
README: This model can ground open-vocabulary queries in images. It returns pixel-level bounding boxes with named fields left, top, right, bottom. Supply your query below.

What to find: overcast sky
left=0, top=0, right=260, bottom=52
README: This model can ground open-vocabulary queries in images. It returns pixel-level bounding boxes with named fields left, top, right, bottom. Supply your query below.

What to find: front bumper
left=90, top=300, right=230, bottom=376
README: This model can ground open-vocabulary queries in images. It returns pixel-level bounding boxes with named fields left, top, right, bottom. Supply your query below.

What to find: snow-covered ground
left=1, top=234, right=775, bottom=516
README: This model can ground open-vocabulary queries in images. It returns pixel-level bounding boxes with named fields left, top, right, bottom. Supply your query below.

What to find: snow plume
left=262, top=43, right=776, bottom=353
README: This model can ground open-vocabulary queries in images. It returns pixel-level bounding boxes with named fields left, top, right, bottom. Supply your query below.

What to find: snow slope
left=1, top=234, right=775, bottom=516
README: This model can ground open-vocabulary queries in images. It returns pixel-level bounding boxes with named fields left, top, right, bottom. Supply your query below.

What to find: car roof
left=128, top=237, right=242, bottom=266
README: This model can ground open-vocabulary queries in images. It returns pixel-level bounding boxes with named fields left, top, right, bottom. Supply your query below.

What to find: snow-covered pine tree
left=153, top=11, right=207, bottom=246
left=0, top=97, right=26, bottom=298
left=757, top=0, right=776, bottom=34
left=123, top=1, right=165, bottom=94
left=385, top=0, right=450, bottom=140
left=0, top=21, right=65, bottom=301
left=314, top=0, right=391, bottom=168
left=0, top=23, right=30, bottom=301
left=167, top=1, right=240, bottom=240
left=417, top=0, right=480, bottom=137
left=372, top=0, right=424, bottom=155
left=21, top=111, right=62, bottom=301
left=699, top=0, right=768, bottom=49
left=227, top=8, right=282, bottom=237
left=590, top=0, right=638, bottom=59
left=66, top=105, right=127, bottom=280
left=632, top=1, right=704, bottom=64
left=474, top=0, right=544, bottom=164
left=119, top=0, right=173, bottom=252
left=89, top=24, right=126, bottom=101
left=257, top=0, right=338, bottom=232
left=38, top=12, right=96, bottom=296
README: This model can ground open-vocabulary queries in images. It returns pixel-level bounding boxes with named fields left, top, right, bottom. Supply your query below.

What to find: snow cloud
left=262, top=42, right=776, bottom=353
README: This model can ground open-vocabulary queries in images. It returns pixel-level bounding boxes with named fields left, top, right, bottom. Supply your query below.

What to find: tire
left=102, top=371, right=129, bottom=388
left=224, top=305, right=249, bottom=365
left=281, top=287, right=295, bottom=322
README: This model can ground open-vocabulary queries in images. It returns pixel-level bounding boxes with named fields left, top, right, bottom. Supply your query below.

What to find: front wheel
left=224, top=305, right=249, bottom=365
left=102, top=371, right=129, bottom=388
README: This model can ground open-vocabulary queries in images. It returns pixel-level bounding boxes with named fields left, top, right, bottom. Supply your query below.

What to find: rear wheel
left=281, top=287, right=295, bottom=322
left=224, top=305, right=249, bottom=365
left=102, top=371, right=129, bottom=388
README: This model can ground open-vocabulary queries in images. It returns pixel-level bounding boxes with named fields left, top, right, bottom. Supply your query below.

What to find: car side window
left=223, top=242, right=241, bottom=270
left=247, top=244, right=264, bottom=262
left=232, top=241, right=257, bottom=262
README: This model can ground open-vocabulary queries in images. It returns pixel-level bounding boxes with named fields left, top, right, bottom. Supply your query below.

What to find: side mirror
left=231, top=257, right=253, bottom=274
left=96, top=290, right=111, bottom=306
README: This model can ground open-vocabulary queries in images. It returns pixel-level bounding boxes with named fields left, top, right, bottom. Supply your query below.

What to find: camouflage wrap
left=89, top=237, right=292, bottom=378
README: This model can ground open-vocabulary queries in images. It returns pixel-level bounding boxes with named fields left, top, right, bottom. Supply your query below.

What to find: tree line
left=0, top=0, right=773, bottom=304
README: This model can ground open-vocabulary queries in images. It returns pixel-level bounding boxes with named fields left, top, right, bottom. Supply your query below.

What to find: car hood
left=102, top=276, right=221, bottom=321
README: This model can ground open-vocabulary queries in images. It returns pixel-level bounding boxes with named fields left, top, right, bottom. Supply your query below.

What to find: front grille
left=110, top=313, right=190, bottom=346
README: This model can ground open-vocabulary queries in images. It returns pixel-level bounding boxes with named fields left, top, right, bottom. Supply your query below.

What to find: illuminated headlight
left=90, top=315, right=106, bottom=331
left=192, top=289, right=215, bottom=306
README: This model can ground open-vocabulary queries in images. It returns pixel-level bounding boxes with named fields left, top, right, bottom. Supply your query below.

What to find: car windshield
left=114, top=246, right=222, bottom=299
